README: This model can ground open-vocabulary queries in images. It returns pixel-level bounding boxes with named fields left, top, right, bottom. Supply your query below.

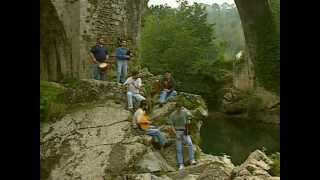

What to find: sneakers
left=179, top=164, right=184, bottom=170
left=190, top=160, right=197, bottom=165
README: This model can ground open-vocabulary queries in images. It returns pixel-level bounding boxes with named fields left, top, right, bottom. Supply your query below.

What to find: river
left=200, top=112, right=280, bottom=165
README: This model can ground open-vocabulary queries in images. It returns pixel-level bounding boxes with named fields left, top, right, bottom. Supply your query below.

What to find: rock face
left=40, top=0, right=148, bottom=81
left=40, top=78, right=279, bottom=179
left=222, top=87, right=280, bottom=125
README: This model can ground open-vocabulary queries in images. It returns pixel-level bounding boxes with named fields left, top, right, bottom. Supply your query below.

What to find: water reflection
left=200, top=112, right=280, bottom=165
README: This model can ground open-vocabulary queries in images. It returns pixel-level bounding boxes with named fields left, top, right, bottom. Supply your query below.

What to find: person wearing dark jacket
left=159, top=71, right=177, bottom=106
left=90, top=37, right=109, bottom=80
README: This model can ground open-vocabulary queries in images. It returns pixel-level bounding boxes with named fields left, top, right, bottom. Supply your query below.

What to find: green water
left=200, top=113, right=280, bottom=165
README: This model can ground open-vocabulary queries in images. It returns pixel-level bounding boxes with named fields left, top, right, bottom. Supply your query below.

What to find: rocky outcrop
left=41, top=77, right=279, bottom=179
left=222, top=87, right=280, bottom=125
left=40, top=0, right=148, bottom=81
left=231, top=150, right=279, bottom=180
left=223, top=49, right=279, bottom=125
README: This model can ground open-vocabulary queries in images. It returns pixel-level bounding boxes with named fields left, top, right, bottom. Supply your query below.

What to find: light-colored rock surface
left=232, top=150, right=279, bottom=180
left=136, top=150, right=175, bottom=173
left=41, top=80, right=279, bottom=180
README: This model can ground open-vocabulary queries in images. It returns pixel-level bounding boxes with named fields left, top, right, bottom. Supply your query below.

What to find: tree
left=139, top=1, right=227, bottom=109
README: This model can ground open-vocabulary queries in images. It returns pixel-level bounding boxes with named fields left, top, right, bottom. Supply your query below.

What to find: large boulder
left=136, top=150, right=175, bottom=173
left=231, top=150, right=279, bottom=180
left=222, top=87, right=279, bottom=125
left=40, top=100, right=144, bottom=180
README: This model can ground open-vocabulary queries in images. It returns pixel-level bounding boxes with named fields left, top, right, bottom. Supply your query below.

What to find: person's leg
left=146, top=129, right=166, bottom=146
left=166, top=90, right=177, bottom=101
left=127, top=91, right=133, bottom=109
left=98, top=69, right=105, bottom=81
left=133, top=93, right=146, bottom=102
left=183, top=135, right=195, bottom=161
left=175, top=131, right=184, bottom=166
left=93, top=64, right=99, bottom=80
left=159, top=90, right=167, bottom=104
left=132, top=93, right=145, bottom=108
left=121, top=60, right=128, bottom=83
left=117, top=60, right=123, bottom=83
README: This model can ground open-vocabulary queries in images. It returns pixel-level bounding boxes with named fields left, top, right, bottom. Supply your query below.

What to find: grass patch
left=268, top=152, right=280, bottom=176
left=40, top=80, right=68, bottom=122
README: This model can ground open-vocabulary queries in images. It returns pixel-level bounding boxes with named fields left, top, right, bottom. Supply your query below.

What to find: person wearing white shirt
left=123, top=71, right=146, bottom=111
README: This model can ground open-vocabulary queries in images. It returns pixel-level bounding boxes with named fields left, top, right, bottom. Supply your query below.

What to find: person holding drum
left=90, top=37, right=109, bottom=80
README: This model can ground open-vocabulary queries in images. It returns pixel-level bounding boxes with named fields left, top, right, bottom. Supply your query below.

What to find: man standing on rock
left=159, top=71, right=177, bottom=107
left=89, top=37, right=109, bottom=80
left=169, top=102, right=196, bottom=170
left=123, top=70, right=146, bottom=112
left=116, top=40, right=131, bottom=83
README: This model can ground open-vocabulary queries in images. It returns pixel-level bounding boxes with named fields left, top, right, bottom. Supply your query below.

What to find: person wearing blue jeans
left=135, top=101, right=168, bottom=149
left=159, top=71, right=177, bottom=106
left=146, top=126, right=167, bottom=146
left=169, top=102, right=196, bottom=170
left=116, top=40, right=131, bottom=83
left=123, top=71, right=146, bottom=111
left=90, top=37, right=109, bottom=80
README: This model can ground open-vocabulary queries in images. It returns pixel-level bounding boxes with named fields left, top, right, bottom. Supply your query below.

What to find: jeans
left=159, top=90, right=177, bottom=103
left=127, top=91, right=146, bottom=109
left=117, top=60, right=128, bottom=83
left=175, top=130, right=195, bottom=165
left=146, top=126, right=167, bottom=146
left=92, top=64, right=105, bottom=80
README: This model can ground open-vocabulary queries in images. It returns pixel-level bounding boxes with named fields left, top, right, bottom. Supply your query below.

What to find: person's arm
left=169, top=78, right=176, bottom=91
left=105, top=48, right=109, bottom=60
left=90, top=48, right=99, bottom=64
left=168, top=114, right=177, bottom=135
left=135, top=78, right=143, bottom=90
left=123, top=77, right=131, bottom=85
left=116, top=48, right=130, bottom=60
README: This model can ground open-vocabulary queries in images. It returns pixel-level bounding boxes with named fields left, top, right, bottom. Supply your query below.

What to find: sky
left=148, top=0, right=234, bottom=8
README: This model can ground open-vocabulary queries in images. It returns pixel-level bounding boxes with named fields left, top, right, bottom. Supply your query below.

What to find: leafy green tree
left=140, top=0, right=228, bottom=109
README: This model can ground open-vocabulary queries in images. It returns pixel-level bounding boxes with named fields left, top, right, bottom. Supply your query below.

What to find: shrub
left=268, top=152, right=280, bottom=176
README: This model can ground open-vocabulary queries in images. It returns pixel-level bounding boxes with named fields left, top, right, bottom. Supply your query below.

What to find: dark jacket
left=160, top=76, right=176, bottom=90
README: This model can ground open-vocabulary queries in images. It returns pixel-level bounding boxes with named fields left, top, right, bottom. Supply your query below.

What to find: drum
left=98, top=62, right=108, bottom=71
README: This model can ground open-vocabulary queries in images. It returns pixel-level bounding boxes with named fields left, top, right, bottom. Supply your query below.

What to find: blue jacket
left=116, top=47, right=129, bottom=60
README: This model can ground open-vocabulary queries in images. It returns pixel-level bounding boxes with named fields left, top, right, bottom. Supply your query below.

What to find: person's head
left=140, top=100, right=148, bottom=111
left=121, top=40, right=127, bottom=47
left=97, top=37, right=104, bottom=44
left=164, top=71, right=172, bottom=79
left=131, top=70, right=139, bottom=79
left=175, top=102, right=183, bottom=112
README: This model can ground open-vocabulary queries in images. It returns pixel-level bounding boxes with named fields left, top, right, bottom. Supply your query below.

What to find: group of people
left=90, top=38, right=131, bottom=82
left=90, top=37, right=196, bottom=170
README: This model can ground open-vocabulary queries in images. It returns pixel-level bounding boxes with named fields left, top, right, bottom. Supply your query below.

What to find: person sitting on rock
left=169, top=102, right=196, bottom=170
left=123, top=70, right=146, bottom=112
left=159, top=71, right=177, bottom=107
left=134, top=101, right=168, bottom=151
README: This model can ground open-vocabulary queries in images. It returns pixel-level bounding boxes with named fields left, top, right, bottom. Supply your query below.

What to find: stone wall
left=40, top=0, right=148, bottom=81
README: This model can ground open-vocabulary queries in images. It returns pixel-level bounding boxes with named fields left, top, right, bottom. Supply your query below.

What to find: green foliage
left=40, top=80, right=68, bottom=122
left=268, top=152, right=280, bottom=176
left=140, top=1, right=226, bottom=109
left=254, top=0, right=280, bottom=94
left=205, top=2, right=245, bottom=59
